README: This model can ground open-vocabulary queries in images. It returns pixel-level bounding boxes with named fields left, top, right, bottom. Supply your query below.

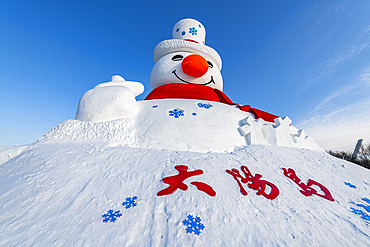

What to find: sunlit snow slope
left=1, top=140, right=369, bottom=246
left=0, top=99, right=369, bottom=246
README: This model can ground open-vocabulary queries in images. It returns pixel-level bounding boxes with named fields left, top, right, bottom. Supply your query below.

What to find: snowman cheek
left=150, top=61, right=181, bottom=88
left=210, top=71, right=223, bottom=91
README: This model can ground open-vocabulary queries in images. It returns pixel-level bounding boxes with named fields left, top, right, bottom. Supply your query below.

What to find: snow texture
left=1, top=97, right=369, bottom=245
left=0, top=145, right=29, bottom=165
left=44, top=99, right=322, bottom=153
left=1, top=139, right=370, bottom=246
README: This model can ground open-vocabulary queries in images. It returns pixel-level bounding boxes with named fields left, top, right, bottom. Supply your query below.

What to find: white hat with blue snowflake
left=153, top=18, right=222, bottom=70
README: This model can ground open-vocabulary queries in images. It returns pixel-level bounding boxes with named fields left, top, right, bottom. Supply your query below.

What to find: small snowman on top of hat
left=150, top=18, right=223, bottom=91
left=76, top=18, right=224, bottom=122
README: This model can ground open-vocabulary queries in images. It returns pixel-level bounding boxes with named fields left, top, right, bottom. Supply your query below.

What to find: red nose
left=181, top=54, right=209, bottom=77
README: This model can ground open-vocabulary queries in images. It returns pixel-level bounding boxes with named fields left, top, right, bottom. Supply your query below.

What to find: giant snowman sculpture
left=75, top=18, right=321, bottom=152
left=1, top=19, right=370, bottom=246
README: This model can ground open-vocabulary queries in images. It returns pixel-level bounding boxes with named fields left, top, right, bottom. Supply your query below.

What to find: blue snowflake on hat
left=154, top=18, right=222, bottom=71
left=189, top=27, right=197, bottom=35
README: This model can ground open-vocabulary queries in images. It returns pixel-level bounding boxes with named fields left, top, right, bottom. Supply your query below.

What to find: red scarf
left=145, top=83, right=278, bottom=122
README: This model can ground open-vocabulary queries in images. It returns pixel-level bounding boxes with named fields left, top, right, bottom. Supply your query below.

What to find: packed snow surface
left=43, top=99, right=322, bottom=153
left=1, top=98, right=369, bottom=246
left=1, top=141, right=370, bottom=246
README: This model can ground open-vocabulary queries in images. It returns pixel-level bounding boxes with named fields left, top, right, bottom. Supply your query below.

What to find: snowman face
left=150, top=52, right=223, bottom=91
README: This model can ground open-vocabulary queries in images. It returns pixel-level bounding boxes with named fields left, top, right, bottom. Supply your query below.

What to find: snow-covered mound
left=41, top=99, right=322, bottom=153
left=3, top=16, right=368, bottom=246
left=0, top=99, right=368, bottom=246
left=1, top=140, right=369, bottom=246
left=0, top=145, right=30, bottom=165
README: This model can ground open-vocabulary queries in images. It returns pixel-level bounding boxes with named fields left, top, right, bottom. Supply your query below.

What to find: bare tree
left=327, top=142, right=370, bottom=170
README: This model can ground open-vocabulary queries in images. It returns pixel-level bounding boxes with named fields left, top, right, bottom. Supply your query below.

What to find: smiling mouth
left=172, top=70, right=215, bottom=85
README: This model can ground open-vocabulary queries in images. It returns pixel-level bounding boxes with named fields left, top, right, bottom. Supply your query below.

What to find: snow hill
left=1, top=99, right=370, bottom=246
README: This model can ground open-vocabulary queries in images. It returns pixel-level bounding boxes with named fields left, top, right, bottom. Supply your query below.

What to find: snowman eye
left=207, top=61, right=213, bottom=68
left=172, top=55, right=183, bottom=61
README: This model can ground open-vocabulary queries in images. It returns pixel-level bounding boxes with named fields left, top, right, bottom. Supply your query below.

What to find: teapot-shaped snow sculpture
left=75, top=75, right=144, bottom=122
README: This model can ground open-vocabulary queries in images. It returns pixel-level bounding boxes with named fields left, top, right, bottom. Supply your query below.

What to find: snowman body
left=74, top=18, right=322, bottom=151
left=132, top=99, right=251, bottom=152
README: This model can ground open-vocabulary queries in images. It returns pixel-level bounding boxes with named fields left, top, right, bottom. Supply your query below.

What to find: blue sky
left=1, top=0, right=369, bottom=151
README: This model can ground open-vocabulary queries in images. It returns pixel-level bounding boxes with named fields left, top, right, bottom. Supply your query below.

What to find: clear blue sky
left=1, top=0, right=369, bottom=151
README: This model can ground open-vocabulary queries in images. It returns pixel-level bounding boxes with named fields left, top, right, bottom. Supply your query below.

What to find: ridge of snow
left=0, top=145, right=30, bottom=165
left=39, top=99, right=323, bottom=153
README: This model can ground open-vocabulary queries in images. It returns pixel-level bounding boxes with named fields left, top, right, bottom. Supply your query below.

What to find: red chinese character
left=282, top=168, right=334, bottom=202
left=157, top=165, right=216, bottom=197
left=226, top=166, right=279, bottom=200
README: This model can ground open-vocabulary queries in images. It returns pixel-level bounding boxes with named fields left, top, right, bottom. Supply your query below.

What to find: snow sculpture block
left=76, top=75, right=144, bottom=122
left=238, top=116, right=267, bottom=145
left=263, top=117, right=298, bottom=147
left=235, top=115, right=322, bottom=151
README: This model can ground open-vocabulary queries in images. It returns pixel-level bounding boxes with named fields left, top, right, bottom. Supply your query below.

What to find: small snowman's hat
left=153, top=18, right=222, bottom=70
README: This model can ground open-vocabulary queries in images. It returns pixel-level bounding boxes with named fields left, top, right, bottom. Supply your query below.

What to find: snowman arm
left=212, top=88, right=278, bottom=122
left=238, top=105, right=278, bottom=123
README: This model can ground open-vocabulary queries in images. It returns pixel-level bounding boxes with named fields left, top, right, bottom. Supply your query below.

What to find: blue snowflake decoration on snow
left=197, top=103, right=212, bottom=109
left=189, top=27, right=197, bottom=35
left=357, top=198, right=370, bottom=213
left=181, top=31, right=186, bottom=36
left=102, top=209, right=122, bottom=223
left=344, top=182, right=356, bottom=188
left=351, top=198, right=370, bottom=221
left=362, top=198, right=370, bottom=204
left=182, top=214, right=205, bottom=235
left=122, top=196, right=138, bottom=209
left=192, top=112, right=197, bottom=116
left=351, top=208, right=370, bottom=221
left=169, top=109, right=184, bottom=118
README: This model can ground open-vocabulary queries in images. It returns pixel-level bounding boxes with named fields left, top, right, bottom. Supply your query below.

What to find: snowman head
left=150, top=18, right=223, bottom=91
